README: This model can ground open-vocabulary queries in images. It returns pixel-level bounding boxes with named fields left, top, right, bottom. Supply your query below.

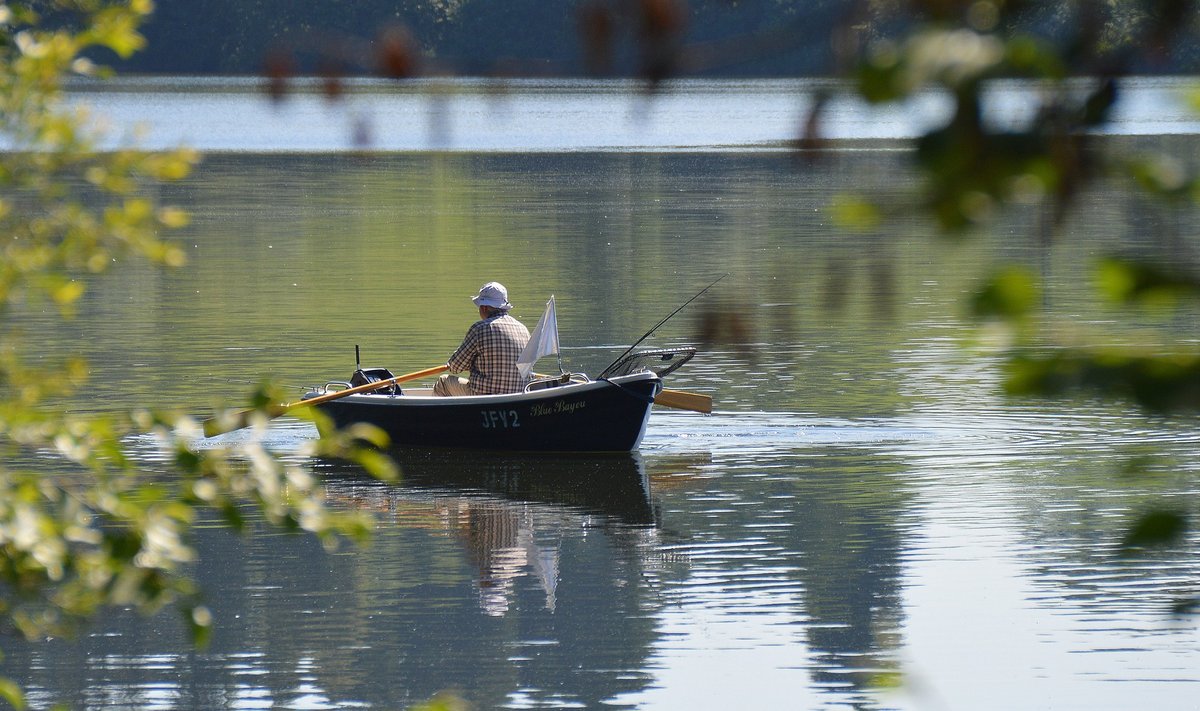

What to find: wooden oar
left=202, top=364, right=449, bottom=437
left=654, top=388, right=713, bottom=414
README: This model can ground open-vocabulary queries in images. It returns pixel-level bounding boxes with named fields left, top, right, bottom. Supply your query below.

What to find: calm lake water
left=66, top=75, right=1200, bottom=152
left=5, top=79, right=1200, bottom=710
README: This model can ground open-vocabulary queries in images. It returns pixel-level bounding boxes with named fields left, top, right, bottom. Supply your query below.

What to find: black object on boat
left=351, top=345, right=401, bottom=395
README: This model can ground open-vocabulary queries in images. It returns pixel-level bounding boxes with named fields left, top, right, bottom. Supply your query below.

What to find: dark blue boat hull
left=312, top=372, right=663, bottom=452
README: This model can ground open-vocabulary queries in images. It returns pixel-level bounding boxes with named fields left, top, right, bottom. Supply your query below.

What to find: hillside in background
left=113, top=0, right=1199, bottom=77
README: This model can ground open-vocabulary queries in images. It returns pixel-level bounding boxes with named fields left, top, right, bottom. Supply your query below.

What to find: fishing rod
left=598, top=273, right=727, bottom=379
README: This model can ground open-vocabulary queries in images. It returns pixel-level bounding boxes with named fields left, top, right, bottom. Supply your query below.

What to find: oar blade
left=202, top=410, right=247, bottom=438
left=654, top=388, right=713, bottom=414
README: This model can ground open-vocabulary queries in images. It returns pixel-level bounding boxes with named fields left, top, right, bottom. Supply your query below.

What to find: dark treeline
left=114, top=0, right=1199, bottom=78
left=119, top=0, right=841, bottom=76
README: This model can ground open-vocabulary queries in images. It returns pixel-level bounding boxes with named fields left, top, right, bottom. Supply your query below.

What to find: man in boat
left=434, top=281, right=532, bottom=397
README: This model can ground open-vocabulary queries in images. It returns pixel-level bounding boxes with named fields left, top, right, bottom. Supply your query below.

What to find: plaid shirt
left=446, top=313, right=531, bottom=395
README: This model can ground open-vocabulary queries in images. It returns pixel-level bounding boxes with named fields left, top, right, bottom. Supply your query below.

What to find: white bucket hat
left=471, top=281, right=513, bottom=310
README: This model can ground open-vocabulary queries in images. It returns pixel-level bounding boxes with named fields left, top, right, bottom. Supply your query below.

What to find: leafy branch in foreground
left=1, top=3, right=393, bottom=707
left=842, top=2, right=1200, bottom=388
left=835, top=1, right=1200, bottom=607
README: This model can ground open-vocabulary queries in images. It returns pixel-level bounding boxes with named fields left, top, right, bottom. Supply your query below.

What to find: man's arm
left=446, top=322, right=481, bottom=373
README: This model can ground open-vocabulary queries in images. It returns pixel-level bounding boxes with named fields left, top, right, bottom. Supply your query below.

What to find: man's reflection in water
left=444, top=498, right=560, bottom=616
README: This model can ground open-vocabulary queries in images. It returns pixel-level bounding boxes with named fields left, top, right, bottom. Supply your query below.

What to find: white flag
left=517, top=296, right=559, bottom=379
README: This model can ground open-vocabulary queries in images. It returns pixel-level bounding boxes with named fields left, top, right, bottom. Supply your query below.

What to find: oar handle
left=290, top=364, right=449, bottom=410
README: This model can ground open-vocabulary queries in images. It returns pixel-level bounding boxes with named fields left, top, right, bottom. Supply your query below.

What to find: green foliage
left=0, top=677, right=25, bottom=711
left=1003, top=349, right=1200, bottom=412
left=1, top=1, right=193, bottom=317
left=1121, top=508, right=1189, bottom=552
left=1097, top=255, right=1200, bottom=307
left=858, top=27, right=1111, bottom=232
left=829, top=193, right=882, bottom=231
left=970, top=266, right=1040, bottom=322
left=1, top=2, right=395, bottom=703
left=409, top=691, right=471, bottom=711
left=846, top=1, right=1200, bottom=411
left=844, top=0, right=1200, bottom=623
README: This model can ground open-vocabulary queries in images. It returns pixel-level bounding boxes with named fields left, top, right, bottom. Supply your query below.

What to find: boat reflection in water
left=314, top=450, right=659, bottom=616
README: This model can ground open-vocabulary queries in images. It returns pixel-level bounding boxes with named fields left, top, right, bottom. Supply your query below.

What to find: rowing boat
left=203, top=292, right=714, bottom=447
left=308, top=370, right=661, bottom=452
left=302, top=344, right=701, bottom=452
